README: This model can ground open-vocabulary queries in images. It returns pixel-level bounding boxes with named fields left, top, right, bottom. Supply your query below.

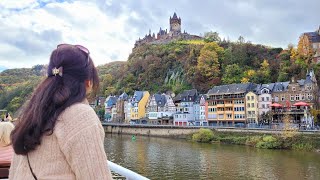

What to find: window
left=251, top=96, right=254, bottom=100
left=227, top=114, right=232, bottom=118
left=275, top=96, right=279, bottom=102
left=251, top=103, right=254, bottom=107
left=295, top=94, right=300, bottom=101
left=266, top=97, right=270, bottom=101
left=307, top=93, right=313, bottom=100
left=301, top=94, right=305, bottom=100
left=290, top=95, right=294, bottom=101
left=262, top=104, right=265, bottom=108
left=306, top=85, right=312, bottom=90
left=247, top=96, right=250, bottom=101
left=281, top=96, right=285, bottom=101
left=292, top=87, right=296, bottom=91
left=247, top=103, right=250, bottom=108
left=218, top=114, right=224, bottom=119
left=262, top=97, right=265, bottom=101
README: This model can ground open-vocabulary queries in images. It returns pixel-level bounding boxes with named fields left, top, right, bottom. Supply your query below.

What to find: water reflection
left=104, top=134, right=320, bottom=180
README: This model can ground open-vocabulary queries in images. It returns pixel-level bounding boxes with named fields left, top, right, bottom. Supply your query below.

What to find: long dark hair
left=11, top=45, right=99, bottom=155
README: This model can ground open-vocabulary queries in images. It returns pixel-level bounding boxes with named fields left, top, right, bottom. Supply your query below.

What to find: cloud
left=0, top=0, right=319, bottom=69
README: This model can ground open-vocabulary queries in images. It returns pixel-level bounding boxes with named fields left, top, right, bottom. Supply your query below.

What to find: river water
left=104, top=134, right=320, bottom=180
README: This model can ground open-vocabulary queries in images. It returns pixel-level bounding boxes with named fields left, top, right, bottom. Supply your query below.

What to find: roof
left=272, top=81, right=289, bottom=92
left=256, top=83, right=275, bottom=94
left=173, top=93, right=182, bottom=102
left=207, top=83, right=254, bottom=95
left=154, top=94, right=166, bottom=107
left=195, top=94, right=207, bottom=103
left=118, top=92, right=128, bottom=100
left=133, top=91, right=144, bottom=102
left=182, top=89, right=197, bottom=97
left=172, top=12, right=178, bottom=19
left=304, top=32, right=320, bottom=43
left=105, top=96, right=117, bottom=107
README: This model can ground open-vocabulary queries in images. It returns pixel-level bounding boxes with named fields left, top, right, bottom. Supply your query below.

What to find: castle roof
left=172, top=12, right=178, bottom=19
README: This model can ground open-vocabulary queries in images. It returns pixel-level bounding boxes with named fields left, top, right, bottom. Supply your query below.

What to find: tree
left=195, top=42, right=223, bottom=89
left=241, top=69, right=256, bottom=83
left=254, top=59, right=271, bottom=83
left=203, top=31, right=221, bottom=43
left=221, top=64, right=242, bottom=84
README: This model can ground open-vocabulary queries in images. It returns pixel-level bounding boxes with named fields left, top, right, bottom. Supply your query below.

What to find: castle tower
left=169, top=12, right=181, bottom=34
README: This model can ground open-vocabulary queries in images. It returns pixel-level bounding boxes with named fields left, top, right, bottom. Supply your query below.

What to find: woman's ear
left=85, top=80, right=93, bottom=94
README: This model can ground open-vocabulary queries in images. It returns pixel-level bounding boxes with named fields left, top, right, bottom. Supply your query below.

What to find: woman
left=9, top=44, right=113, bottom=179
left=0, top=122, right=14, bottom=165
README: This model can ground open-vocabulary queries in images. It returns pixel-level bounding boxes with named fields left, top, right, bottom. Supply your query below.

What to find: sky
left=0, top=0, right=319, bottom=70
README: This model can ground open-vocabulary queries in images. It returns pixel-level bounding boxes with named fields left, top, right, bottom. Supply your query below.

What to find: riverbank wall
left=102, top=123, right=320, bottom=137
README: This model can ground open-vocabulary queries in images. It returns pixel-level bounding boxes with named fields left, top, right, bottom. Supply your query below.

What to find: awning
left=270, top=103, right=283, bottom=107
left=293, top=101, right=310, bottom=106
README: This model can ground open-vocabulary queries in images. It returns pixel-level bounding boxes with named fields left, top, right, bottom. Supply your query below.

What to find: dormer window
left=306, top=85, right=312, bottom=90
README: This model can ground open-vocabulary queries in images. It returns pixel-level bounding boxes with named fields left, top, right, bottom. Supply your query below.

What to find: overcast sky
left=0, top=0, right=319, bottom=70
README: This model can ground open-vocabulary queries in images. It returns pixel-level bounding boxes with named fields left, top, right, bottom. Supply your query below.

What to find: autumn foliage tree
left=195, top=42, right=224, bottom=91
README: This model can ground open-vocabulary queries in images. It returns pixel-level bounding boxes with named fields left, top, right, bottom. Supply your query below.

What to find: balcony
left=217, top=104, right=225, bottom=108
left=271, top=109, right=306, bottom=115
left=224, top=103, right=233, bottom=107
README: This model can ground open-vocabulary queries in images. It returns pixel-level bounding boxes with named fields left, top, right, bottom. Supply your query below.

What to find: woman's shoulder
left=55, top=101, right=99, bottom=133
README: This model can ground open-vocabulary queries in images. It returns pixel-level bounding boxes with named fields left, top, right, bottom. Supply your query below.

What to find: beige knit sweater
left=9, top=101, right=113, bottom=180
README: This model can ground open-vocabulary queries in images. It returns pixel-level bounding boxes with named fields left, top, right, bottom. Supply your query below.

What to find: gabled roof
left=272, top=81, right=289, bottom=92
left=133, top=91, right=144, bottom=102
left=195, top=94, right=207, bottom=103
left=119, top=92, right=128, bottom=100
left=105, top=96, right=118, bottom=107
left=207, top=83, right=254, bottom=95
left=154, top=94, right=166, bottom=107
left=256, top=83, right=275, bottom=95
left=182, top=89, right=197, bottom=97
left=173, top=93, right=182, bottom=102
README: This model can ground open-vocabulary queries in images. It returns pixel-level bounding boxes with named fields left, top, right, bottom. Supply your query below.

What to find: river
left=104, top=134, right=320, bottom=180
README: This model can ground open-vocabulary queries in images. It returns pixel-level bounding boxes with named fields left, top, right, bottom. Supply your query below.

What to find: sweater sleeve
left=57, top=104, right=113, bottom=180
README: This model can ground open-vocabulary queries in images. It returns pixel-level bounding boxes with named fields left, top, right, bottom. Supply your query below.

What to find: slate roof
left=304, top=32, right=320, bottom=43
left=133, top=91, right=144, bottom=102
left=105, top=96, right=118, bottom=107
left=173, top=93, right=182, bottom=102
left=181, top=89, right=197, bottom=97
left=118, top=92, right=128, bottom=100
left=195, top=94, right=207, bottom=103
left=272, top=81, right=289, bottom=92
left=172, top=12, right=178, bottom=19
left=154, top=94, right=166, bottom=107
left=207, top=83, right=254, bottom=95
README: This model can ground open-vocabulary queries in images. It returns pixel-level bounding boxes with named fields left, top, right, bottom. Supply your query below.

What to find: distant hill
left=1, top=39, right=320, bottom=115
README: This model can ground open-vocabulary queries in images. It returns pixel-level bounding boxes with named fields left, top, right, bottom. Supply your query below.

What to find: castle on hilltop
left=134, top=13, right=202, bottom=47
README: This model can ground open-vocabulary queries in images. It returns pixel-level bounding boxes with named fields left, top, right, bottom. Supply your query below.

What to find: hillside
left=99, top=39, right=320, bottom=96
left=1, top=39, right=320, bottom=115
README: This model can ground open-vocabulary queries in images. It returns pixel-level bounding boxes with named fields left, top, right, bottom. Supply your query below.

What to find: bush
left=255, top=135, right=282, bottom=149
left=219, top=136, right=247, bottom=145
left=192, top=128, right=214, bottom=143
left=292, top=142, right=314, bottom=151
left=245, top=136, right=262, bottom=146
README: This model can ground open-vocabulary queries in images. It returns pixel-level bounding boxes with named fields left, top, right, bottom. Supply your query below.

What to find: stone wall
left=103, top=124, right=200, bottom=138
left=103, top=124, right=320, bottom=138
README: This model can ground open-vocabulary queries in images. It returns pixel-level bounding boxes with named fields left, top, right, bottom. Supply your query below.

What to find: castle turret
left=170, top=12, right=181, bottom=33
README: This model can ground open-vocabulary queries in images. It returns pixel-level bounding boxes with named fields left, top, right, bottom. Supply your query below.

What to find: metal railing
left=108, top=161, right=150, bottom=180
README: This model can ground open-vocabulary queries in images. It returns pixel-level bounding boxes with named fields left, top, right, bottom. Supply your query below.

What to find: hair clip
left=52, top=67, right=63, bottom=77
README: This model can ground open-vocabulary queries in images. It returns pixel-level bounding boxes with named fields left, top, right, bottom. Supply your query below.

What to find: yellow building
left=245, top=91, right=258, bottom=124
left=207, top=83, right=255, bottom=126
left=130, top=91, right=150, bottom=122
